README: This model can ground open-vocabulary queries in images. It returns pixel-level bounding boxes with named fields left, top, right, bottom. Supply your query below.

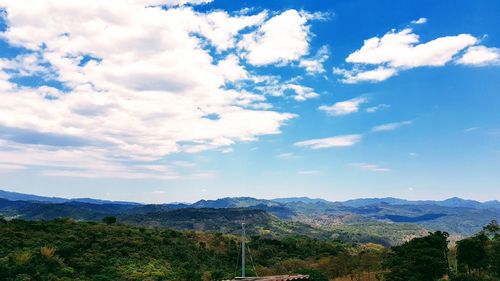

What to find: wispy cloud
left=334, top=66, right=397, bottom=84
left=366, top=104, right=390, bottom=113
left=372, top=120, right=412, bottom=132
left=294, top=134, right=361, bottom=149
left=463, top=127, right=479, bottom=133
left=350, top=163, right=391, bottom=172
left=277, top=152, right=297, bottom=159
left=319, top=96, right=368, bottom=116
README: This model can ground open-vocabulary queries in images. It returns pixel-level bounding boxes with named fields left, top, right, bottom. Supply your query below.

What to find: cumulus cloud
left=299, top=45, right=329, bottom=74
left=346, top=28, right=477, bottom=67
left=285, top=84, right=320, bottom=101
left=456, top=45, right=500, bottom=66
left=0, top=1, right=309, bottom=178
left=294, top=135, right=361, bottom=149
left=238, top=9, right=312, bottom=66
left=334, top=24, right=498, bottom=83
left=372, top=120, right=412, bottom=132
left=319, top=96, right=368, bottom=116
left=350, top=163, right=391, bottom=172
left=141, top=0, right=214, bottom=7
left=199, top=10, right=267, bottom=51
left=217, top=54, right=249, bottom=82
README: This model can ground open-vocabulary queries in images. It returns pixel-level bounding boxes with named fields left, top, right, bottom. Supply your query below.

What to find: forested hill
left=1, top=218, right=498, bottom=281
left=1, top=190, right=499, bottom=244
left=0, top=218, right=356, bottom=281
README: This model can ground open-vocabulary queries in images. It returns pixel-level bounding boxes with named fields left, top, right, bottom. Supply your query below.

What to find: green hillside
left=0, top=218, right=378, bottom=281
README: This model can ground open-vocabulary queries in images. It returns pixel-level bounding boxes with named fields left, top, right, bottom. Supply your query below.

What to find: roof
left=225, top=275, right=310, bottom=281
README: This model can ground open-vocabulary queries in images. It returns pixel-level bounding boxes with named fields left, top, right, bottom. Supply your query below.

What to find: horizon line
left=1, top=188, right=498, bottom=205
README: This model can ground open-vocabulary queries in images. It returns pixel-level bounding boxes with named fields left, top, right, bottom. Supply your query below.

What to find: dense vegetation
left=453, top=221, right=499, bottom=281
left=2, top=191, right=500, bottom=244
left=383, top=221, right=500, bottom=281
left=384, top=231, right=450, bottom=281
left=1, top=217, right=498, bottom=281
left=0, top=217, right=387, bottom=281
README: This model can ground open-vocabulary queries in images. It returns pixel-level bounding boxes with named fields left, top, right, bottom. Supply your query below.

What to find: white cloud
left=199, top=10, right=268, bottom=52
left=294, top=134, right=361, bottom=149
left=238, top=9, right=311, bottom=66
left=0, top=1, right=304, bottom=178
left=253, top=76, right=319, bottom=101
left=350, top=162, right=391, bottom=172
left=0, top=141, right=180, bottom=179
left=277, top=152, right=296, bottom=159
left=463, top=127, right=479, bottom=133
left=0, top=163, right=26, bottom=172
left=366, top=104, right=390, bottom=113
left=335, top=25, right=487, bottom=83
left=141, top=0, right=213, bottom=6
left=217, top=54, right=248, bottom=82
left=319, top=96, right=368, bottom=116
left=411, top=18, right=427, bottom=25
left=346, top=28, right=477, bottom=68
left=333, top=66, right=398, bottom=84
left=285, top=84, right=320, bottom=101
left=456, top=45, right=500, bottom=66
left=171, top=161, right=196, bottom=167
left=372, top=120, right=412, bottom=132
left=299, top=45, right=329, bottom=74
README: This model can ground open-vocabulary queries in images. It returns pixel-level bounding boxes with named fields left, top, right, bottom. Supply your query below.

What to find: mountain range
left=0, top=189, right=498, bottom=245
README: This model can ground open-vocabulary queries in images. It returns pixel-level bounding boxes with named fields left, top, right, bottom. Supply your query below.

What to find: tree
left=384, top=231, right=449, bottom=281
left=102, top=216, right=117, bottom=224
left=456, top=234, right=488, bottom=274
left=482, top=220, right=499, bottom=238
left=451, top=221, right=499, bottom=281
left=294, top=268, right=328, bottom=281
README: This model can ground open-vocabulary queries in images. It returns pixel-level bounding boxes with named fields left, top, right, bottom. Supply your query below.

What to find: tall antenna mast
left=241, top=222, right=246, bottom=278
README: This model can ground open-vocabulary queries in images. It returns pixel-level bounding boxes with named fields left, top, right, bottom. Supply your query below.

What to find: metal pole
left=242, top=223, right=246, bottom=277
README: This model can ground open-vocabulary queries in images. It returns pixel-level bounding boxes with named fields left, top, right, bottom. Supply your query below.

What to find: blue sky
left=0, top=0, right=499, bottom=203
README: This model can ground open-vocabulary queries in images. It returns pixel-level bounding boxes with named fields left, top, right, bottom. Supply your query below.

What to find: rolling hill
left=1, top=189, right=498, bottom=245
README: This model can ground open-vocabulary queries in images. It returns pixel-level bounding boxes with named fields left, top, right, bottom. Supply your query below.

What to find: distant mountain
left=273, top=197, right=331, bottom=204
left=2, top=189, right=498, bottom=209
left=341, top=197, right=500, bottom=209
left=1, top=189, right=499, bottom=241
left=191, top=197, right=278, bottom=208
left=0, top=189, right=141, bottom=205
left=436, top=197, right=500, bottom=209
left=68, top=198, right=141, bottom=205
left=341, top=197, right=408, bottom=207
left=0, top=189, right=67, bottom=203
